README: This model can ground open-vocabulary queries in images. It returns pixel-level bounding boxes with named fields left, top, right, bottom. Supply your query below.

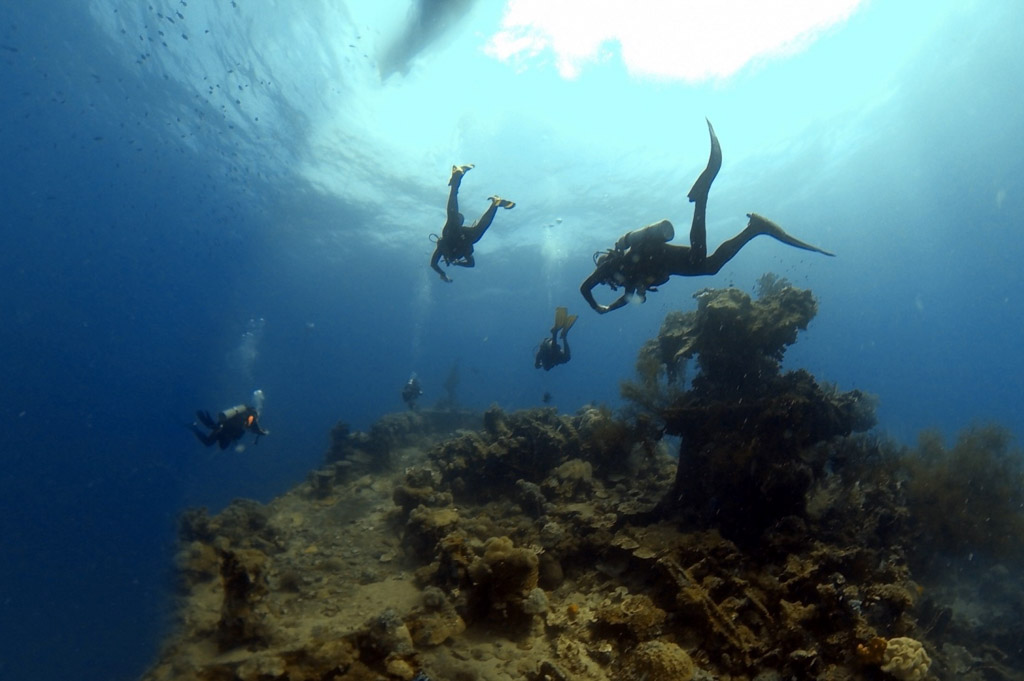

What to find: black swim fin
left=747, top=213, right=835, bottom=257
left=687, top=118, right=723, bottom=203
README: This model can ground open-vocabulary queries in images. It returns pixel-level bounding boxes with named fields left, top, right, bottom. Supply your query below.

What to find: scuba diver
left=430, top=164, right=515, bottom=282
left=191, top=403, right=268, bottom=450
left=402, top=374, right=423, bottom=409
left=535, top=306, right=578, bottom=371
left=580, top=119, right=835, bottom=314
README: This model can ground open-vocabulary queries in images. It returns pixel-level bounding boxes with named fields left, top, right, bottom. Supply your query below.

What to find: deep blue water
left=2, top=2, right=1023, bottom=679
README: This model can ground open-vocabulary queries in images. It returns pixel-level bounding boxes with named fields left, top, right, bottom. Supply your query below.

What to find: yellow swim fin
left=553, top=306, right=567, bottom=332
left=561, top=314, right=578, bottom=338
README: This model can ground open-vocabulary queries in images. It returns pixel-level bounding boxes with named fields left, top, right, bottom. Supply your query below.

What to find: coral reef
left=140, top=280, right=1024, bottom=681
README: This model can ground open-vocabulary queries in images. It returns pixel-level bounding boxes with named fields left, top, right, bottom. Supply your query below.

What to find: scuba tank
left=615, top=220, right=674, bottom=251
left=218, top=404, right=249, bottom=422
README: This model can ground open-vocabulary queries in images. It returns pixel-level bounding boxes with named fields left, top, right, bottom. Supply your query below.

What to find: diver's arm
left=580, top=268, right=628, bottom=314
left=430, top=247, right=452, bottom=282
left=580, top=269, right=605, bottom=312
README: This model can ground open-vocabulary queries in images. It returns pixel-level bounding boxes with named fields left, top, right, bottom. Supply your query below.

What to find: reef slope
left=142, top=281, right=1024, bottom=681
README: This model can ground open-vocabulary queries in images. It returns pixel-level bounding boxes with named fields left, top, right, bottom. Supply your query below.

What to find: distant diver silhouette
left=581, top=119, right=834, bottom=314
left=430, top=164, right=515, bottom=283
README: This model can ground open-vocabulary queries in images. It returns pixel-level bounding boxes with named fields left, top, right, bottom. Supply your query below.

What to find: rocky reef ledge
left=142, top=279, right=1024, bottom=681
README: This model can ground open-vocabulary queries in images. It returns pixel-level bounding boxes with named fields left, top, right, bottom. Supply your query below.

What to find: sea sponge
left=880, top=637, right=931, bottom=681
left=623, top=640, right=695, bottom=681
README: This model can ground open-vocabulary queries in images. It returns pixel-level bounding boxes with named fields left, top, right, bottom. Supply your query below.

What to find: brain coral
left=881, top=637, right=931, bottom=681
left=624, top=640, right=695, bottom=681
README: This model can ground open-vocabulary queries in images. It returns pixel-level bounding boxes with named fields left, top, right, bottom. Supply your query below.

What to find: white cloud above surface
left=486, top=0, right=866, bottom=81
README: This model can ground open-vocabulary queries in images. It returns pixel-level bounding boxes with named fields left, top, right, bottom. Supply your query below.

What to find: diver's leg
left=466, top=201, right=498, bottom=243
left=700, top=228, right=758, bottom=275
left=446, top=168, right=465, bottom=221
left=218, top=428, right=242, bottom=449
left=689, top=196, right=709, bottom=264
left=196, top=410, right=217, bottom=429
left=191, top=425, right=217, bottom=447
left=686, top=119, right=723, bottom=264
left=700, top=214, right=834, bottom=275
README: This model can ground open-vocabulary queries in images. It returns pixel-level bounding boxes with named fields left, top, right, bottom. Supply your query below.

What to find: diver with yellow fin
left=581, top=119, right=834, bottom=314
left=535, top=306, right=577, bottom=371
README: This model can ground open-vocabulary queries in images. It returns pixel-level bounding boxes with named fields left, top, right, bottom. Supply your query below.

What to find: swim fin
left=449, top=163, right=474, bottom=186
left=687, top=118, right=723, bottom=204
left=196, top=410, right=217, bottom=429
left=490, top=195, right=515, bottom=209
left=747, top=213, right=836, bottom=257
left=561, top=314, right=578, bottom=339
left=552, top=306, right=567, bottom=334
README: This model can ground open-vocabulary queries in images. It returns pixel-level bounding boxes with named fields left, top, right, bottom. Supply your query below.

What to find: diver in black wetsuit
left=401, top=374, right=423, bottom=409
left=535, top=306, right=577, bottom=371
left=581, top=119, right=835, bottom=314
left=430, top=164, right=515, bottom=282
left=191, top=404, right=268, bottom=449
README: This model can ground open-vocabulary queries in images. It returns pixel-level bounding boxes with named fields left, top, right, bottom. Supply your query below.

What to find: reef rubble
left=142, top=279, right=1024, bottom=681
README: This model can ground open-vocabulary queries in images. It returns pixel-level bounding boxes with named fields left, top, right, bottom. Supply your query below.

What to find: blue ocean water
left=1, top=1, right=1022, bottom=679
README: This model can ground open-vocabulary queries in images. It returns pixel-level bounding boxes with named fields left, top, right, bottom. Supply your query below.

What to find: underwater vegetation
left=142, top=277, right=1024, bottom=681
left=903, top=424, right=1024, bottom=571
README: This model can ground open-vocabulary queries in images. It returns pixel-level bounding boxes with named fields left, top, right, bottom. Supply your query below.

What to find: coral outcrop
left=624, top=276, right=877, bottom=543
